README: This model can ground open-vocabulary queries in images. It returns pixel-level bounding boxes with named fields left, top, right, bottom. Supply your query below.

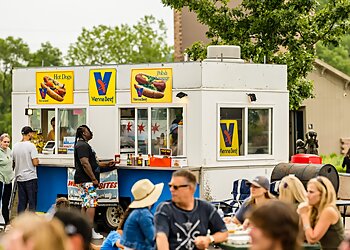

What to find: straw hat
left=129, top=179, right=164, bottom=208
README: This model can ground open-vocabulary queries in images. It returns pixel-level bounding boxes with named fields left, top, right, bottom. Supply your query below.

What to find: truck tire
left=104, top=205, right=124, bottom=230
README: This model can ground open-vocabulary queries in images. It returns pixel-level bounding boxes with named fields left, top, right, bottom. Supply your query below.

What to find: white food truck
left=11, top=46, right=288, bottom=228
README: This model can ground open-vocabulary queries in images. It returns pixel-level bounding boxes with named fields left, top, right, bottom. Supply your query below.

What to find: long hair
left=8, top=212, right=69, bottom=250
left=118, top=207, right=134, bottom=231
left=279, top=176, right=307, bottom=205
left=74, top=125, right=92, bottom=145
left=249, top=200, right=301, bottom=250
left=308, top=176, right=337, bottom=227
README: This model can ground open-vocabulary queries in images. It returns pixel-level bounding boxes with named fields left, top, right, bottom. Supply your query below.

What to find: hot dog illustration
left=134, top=73, right=166, bottom=99
left=41, top=76, right=66, bottom=102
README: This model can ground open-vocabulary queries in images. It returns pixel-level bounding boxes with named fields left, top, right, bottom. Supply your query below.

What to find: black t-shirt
left=154, top=199, right=227, bottom=250
left=74, top=140, right=100, bottom=183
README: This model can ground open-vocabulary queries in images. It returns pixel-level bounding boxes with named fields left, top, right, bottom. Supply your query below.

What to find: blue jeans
left=17, top=179, right=38, bottom=213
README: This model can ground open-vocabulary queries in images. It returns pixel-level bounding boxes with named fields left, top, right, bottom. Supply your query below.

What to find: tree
left=67, top=15, right=173, bottom=65
left=0, top=38, right=63, bottom=134
left=0, top=37, right=31, bottom=134
left=316, top=36, right=350, bottom=76
left=28, top=42, right=63, bottom=67
left=162, top=0, right=350, bottom=110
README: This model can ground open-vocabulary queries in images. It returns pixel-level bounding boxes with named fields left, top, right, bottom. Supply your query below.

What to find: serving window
left=119, top=107, right=184, bottom=156
left=29, top=108, right=87, bottom=154
left=218, top=106, right=272, bottom=159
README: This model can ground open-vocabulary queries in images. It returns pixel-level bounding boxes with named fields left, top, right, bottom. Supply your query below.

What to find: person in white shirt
left=12, top=126, right=39, bottom=213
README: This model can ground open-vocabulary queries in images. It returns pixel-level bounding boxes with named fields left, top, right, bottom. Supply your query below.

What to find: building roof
left=314, top=58, right=350, bottom=87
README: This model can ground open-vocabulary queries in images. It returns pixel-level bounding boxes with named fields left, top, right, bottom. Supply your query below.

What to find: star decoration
left=151, top=123, right=160, bottom=134
left=138, top=123, right=145, bottom=133
left=127, top=122, right=133, bottom=132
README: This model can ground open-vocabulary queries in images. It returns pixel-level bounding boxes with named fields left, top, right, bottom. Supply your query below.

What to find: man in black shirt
left=154, top=169, right=228, bottom=250
left=74, top=125, right=114, bottom=239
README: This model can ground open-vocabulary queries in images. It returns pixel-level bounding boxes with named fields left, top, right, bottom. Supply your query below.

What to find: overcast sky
left=0, top=0, right=174, bottom=54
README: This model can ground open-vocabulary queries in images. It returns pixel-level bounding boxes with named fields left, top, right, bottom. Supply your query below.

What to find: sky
left=0, top=0, right=174, bottom=55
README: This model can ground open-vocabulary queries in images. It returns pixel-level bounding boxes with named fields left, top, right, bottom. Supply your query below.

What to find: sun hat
left=129, top=179, right=164, bottom=208
left=248, top=176, right=270, bottom=191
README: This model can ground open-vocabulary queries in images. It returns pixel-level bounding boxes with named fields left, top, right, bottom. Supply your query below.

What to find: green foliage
left=316, top=35, right=350, bottom=76
left=162, top=0, right=350, bottom=110
left=67, top=15, right=173, bottom=65
left=0, top=37, right=63, bottom=135
left=28, top=42, right=63, bottom=67
left=321, top=153, right=345, bottom=173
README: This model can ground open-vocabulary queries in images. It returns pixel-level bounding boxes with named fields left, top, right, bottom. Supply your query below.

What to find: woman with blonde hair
left=297, top=176, right=344, bottom=250
left=279, top=175, right=307, bottom=209
left=0, top=133, right=14, bottom=226
left=2, top=212, right=69, bottom=250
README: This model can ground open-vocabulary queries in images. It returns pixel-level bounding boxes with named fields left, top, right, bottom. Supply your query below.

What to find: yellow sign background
left=220, top=120, right=239, bottom=156
left=89, top=69, right=116, bottom=106
left=130, top=68, right=172, bottom=103
left=36, top=71, right=74, bottom=104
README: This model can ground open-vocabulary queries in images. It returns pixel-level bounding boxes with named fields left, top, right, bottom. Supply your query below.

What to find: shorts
left=77, top=182, right=98, bottom=208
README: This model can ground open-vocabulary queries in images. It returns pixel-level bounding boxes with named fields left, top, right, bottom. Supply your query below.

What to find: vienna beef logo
left=220, top=119, right=239, bottom=156
left=220, top=122, right=234, bottom=147
left=39, top=88, right=47, bottom=99
left=94, top=72, right=112, bottom=95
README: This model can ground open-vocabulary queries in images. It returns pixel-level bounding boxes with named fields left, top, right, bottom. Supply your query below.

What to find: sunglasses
left=316, top=176, right=327, bottom=190
left=168, top=183, right=190, bottom=190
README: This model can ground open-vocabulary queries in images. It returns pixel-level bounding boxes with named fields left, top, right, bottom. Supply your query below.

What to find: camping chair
left=270, top=180, right=281, bottom=197
left=230, top=178, right=250, bottom=210
left=211, top=178, right=251, bottom=217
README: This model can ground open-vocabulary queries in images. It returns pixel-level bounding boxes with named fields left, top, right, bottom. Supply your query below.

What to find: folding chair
left=270, top=180, right=281, bottom=197
left=230, top=179, right=250, bottom=211
left=211, top=178, right=251, bottom=217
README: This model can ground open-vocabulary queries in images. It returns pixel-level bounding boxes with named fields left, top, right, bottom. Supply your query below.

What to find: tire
left=104, top=205, right=124, bottom=230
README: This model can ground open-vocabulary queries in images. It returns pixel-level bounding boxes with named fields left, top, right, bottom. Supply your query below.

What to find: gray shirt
left=12, top=141, right=38, bottom=182
left=0, top=147, right=14, bottom=184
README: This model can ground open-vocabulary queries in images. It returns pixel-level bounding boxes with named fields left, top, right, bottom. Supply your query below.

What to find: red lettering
left=98, top=182, right=118, bottom=189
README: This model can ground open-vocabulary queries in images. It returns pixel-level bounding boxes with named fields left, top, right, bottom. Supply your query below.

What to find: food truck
left=12, top=46, right=288, bottom=229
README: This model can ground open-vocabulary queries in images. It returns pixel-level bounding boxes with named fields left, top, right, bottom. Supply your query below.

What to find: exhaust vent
left=204, top=45, right=244, bottom=63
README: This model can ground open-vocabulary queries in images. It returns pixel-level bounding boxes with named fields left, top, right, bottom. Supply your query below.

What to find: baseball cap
left=21, top=126, right=35, bottom=135
left=54, top=209, right=92, bottom=249
left=248, top=176, right=270, bottom=190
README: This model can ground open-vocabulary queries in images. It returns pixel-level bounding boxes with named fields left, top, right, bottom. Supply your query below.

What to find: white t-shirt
left=12, top=141, right=38, bottom=182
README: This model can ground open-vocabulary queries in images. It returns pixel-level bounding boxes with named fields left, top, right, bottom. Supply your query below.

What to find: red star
left=127, top=122, right=133, bottom=132
left=138, top=123, right=145, bottom=133
left=151, top=123, right=160, bottom=134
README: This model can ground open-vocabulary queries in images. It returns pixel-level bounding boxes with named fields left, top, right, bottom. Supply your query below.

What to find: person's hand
left=194, top=236, right=211, bottom=249
left=297, top=201, right=310, bottom=215
left=92, top=179, right=99, bottom=188
left=108, top=160, right=116, bottom=167
left=223, top=217, right=232, bottom=224
left=242, top=218, right=250, bottom=230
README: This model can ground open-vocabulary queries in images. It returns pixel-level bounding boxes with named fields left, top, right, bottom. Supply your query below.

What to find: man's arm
left=98, top=160, right=115, bottom=168
left=80, top=157, right=98, bottom=185
left=194, top=231, right=228, bottom=249
left=156, top=232, right=170, bottom=250
left=32, top=158, right=39, bottom=167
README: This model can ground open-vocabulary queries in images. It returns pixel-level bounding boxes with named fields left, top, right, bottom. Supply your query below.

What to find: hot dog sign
left=36, top=71, right=74, bottom=104
left=130, top=68, right=172, bottom=103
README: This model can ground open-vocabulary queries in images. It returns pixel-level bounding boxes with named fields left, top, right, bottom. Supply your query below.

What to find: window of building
left=120, top=107, right=184, bottom=156
left=218, top=106, right=272, bottom=159
left=29, top=108, right=87, bottom=154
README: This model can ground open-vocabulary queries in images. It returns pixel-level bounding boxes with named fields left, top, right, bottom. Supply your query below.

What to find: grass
left=320, top=153, right=345, bottom=173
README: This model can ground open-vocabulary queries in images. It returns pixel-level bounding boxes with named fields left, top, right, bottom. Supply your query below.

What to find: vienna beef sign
left=220, top=120, right=239, bottom=156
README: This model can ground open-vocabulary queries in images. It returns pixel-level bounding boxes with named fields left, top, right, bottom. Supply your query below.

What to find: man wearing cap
left=12, top=126, right=39, bottom=213
left=228, top=176, right=274, bottom=226
left=155, top=169, right=228, bottom=250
